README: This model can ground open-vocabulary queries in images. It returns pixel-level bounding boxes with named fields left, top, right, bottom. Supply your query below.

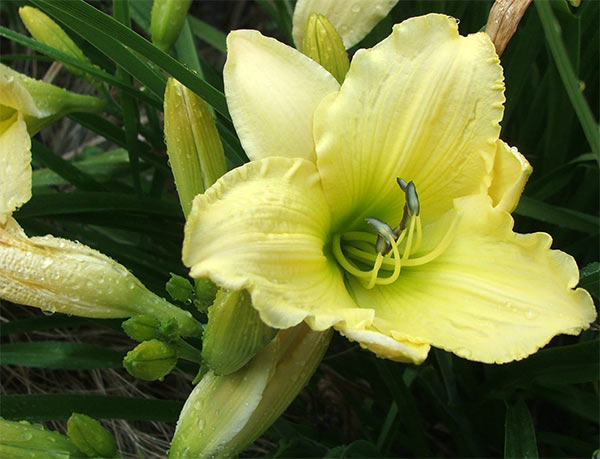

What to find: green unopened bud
left=164, top=78, right=227, bottom=217
left=1, top=64, right=105, bottom=135
left=301, top=13, right=349, bottom=84
left=166, top=273, right=195, bottom=303
left=1, top=223, right=202, bottom=337
left=169, top=337, right=279, bottom=458
left=194, top=278, right=218, bottom=312
left=169, top=324, right=332, bottom=458
left=159, top=317, right=181, bottom=341
left=122, top=315, right=182, bottom=343
left=202, top=290, right=277, bottom=376
left=0, top=418, right=82, bottom=458
left=67, top=413, right=117, bottom=458
left=19, top=7, right=100, bottom=87
left=150, top=0, right=193, bottom=51
left=123, top=339, right=178, bottom=381
left=122, top=314, right=160, bottom=342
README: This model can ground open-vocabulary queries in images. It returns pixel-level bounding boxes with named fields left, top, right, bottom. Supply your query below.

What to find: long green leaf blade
left=16, top=192, right=182, bottom=219
left=1, top=341, right=124, bottom=369
left=515, top=196, right=598, bottom=234
left=31, top=0, right=229, bottom=117
left=0, top=26, right=160, bottom=107
left=31, top=140, right=106, bottom=191
left=535, top=0, right=600, bottom=164
left=504, top=398, right=539, bottom=459
left=188, top=16, right=227, bottom=53
left=485, top=340, right=599, bottom=390
left=0, top=395, right=183, bottom=422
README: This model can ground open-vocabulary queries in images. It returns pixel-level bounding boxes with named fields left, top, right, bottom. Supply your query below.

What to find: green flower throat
left=332, top=178, right=457, bottom=289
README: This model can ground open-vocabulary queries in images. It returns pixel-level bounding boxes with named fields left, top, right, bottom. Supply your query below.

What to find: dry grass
left=0, top=300, right=194, bottom=458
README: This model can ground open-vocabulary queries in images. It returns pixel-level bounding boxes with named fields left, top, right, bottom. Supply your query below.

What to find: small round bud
left=122, top=314, right=161, bottom=342
left=166, top=273, right=195, bottom=303
left=194, top=277, right=218, bottom=312
left=158, top=317, right=181, bottom=341
left=123, top=339, right=178, bottom=381
left=67, top=413, right=117, bottom=458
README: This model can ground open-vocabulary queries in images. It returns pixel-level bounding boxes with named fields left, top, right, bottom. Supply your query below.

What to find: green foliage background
left=1, top=0, right=598, bottom=457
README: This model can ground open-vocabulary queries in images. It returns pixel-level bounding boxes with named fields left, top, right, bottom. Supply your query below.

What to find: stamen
left=333, top=178, right=447, bottom=288
left=332, top=234, right=373, bottom=279
left=402, top=215, right=459, bottom=267
left=347, top=215, right=457, bottom=270
left=405, top=181, right=420, bottom=216
left=366, top=218, right=397, bottom=255
left=366, top=253, right=384, bottom=289
left=341, top=232, right=376, bottom=244
left=413, top=215, right=423, bottom=253
left=396, top=177, right=408, bottom=191
left=402, top=215, right=417, bottom=260
left=374, top=235, right=402, bottom=285
left=347, top=240, right=376, bottom=253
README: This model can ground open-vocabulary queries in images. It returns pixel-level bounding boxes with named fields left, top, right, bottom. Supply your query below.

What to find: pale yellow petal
left=0, top=228, right=200, bottom=336
left=314, top=14, right=504, bottom=231
left=349, top=195, right=596, bottom=364
left=0, top=65, right=43, bottom=117
left=336, top=326, right=430, bottom=363
left=0, top=112, right=31, bottom=224
left=0, top=64, right=105, bottom=134
left=224, top=30, right=339, bottom=162
left=183, top=157, right=373, bottom=331
left=488, top=140, right=532, bottom=212
left=293, top=0, right=400, bottom=49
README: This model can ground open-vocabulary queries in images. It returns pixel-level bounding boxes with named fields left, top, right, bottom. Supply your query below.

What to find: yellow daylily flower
left=1, top=64, right=104, bottom=223
left=293, top=0, right=400, bottom=50
left=0, top=63, right=105, bottom=135
left=0, top=111, right=31, bottom=224
left=0, top=69, right=200, bottom=337
left=183, top=14, right=596, bottom=364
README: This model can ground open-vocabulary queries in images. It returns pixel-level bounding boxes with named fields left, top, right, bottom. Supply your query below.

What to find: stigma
left=332, top=178, right=458, bottom=289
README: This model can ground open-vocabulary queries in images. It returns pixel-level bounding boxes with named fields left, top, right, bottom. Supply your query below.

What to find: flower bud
left=194, top=277, right=218, bottom=312
left=0, top=418, right=82, bottom=458
left=164, top=78, right=227, bottom=217
left=150, top=0, right=193, bottom=51
left=202, top=289, right=277, bottom=375
left=67, top=413, right=118, bottom=458
left=220, top=325, right=332, bottom=456
left=123, top=339, right=178, bottom=381
left=0, top=63, right=105, bottom=135
left=159, top=317, right=181, bottom=341
left=0, top=221, right=202, bottom=337
left=18, top=7, right=100, bottom=86
left=122, top=314, right=161, bottom=342
left=486, top=0, right=533, bottom=56
left=301, top=13, right=349, bottom=83
left=169, top=336, right=279, bottom=457
left=169, top=324, right=332, bottom=458
left=292, top=0, right=400, bottom=50
left=166, top=273, right=195, bottom=303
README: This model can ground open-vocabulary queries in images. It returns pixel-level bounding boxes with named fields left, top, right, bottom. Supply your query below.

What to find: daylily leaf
left=504, top=399, right=539, bottom=459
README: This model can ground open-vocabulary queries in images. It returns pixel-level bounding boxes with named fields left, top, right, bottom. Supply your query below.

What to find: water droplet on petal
left=525, top=309, right=538, bottom=320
